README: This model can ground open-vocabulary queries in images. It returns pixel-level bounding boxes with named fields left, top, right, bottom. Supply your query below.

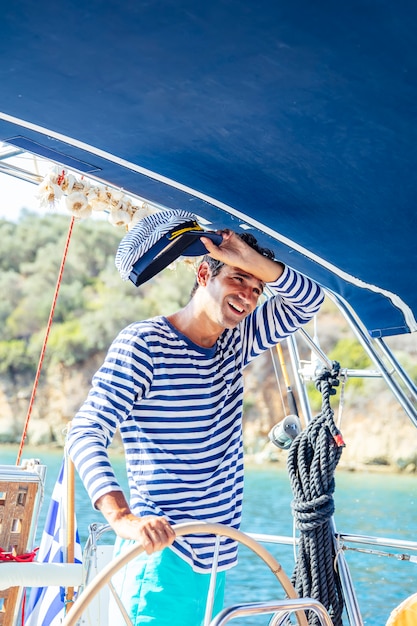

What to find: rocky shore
left=1, top=350, right=416, bottom=474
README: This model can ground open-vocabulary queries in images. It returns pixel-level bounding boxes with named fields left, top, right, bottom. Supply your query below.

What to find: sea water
left=1, top=446, right=416, bottom=625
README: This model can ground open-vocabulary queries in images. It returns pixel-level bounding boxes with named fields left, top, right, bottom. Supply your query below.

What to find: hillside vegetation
left=0, top=211, right=416, bottom=472
left=0, top=210, right=194, bottom=374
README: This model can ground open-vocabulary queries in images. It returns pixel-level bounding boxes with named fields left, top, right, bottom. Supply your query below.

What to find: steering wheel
left=61, top=521, right=308, bottom=626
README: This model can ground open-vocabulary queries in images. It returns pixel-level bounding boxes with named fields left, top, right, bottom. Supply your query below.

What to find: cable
left=16, top=217, right=75, bottom=466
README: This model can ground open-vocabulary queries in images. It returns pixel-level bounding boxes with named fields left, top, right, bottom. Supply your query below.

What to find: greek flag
left=24, top=458, right=82, bottom=626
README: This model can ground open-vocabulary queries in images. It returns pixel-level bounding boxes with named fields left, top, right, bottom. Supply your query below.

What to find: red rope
left=16, top=217, right=76, bottom=466
left=0, top=547, right=39, bottom=562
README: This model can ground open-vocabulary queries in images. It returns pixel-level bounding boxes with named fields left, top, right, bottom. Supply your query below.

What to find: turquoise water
left=1, top=446, right=416, bottom=625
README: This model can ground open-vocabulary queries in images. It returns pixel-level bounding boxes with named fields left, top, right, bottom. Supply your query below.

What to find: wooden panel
left=0, top=481, right=38, bottom=626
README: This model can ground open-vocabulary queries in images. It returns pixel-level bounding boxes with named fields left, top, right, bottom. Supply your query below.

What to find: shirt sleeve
left=240, top=264, right=324, bottom=366
left=66, top=324, right=153, bottom=507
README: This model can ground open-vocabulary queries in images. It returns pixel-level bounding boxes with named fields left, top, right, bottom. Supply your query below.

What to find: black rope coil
left=286, top=362, right=345, bottom=626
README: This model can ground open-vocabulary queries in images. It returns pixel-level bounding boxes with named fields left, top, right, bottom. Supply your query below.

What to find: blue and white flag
left=24, top=457, right=82, bottom=626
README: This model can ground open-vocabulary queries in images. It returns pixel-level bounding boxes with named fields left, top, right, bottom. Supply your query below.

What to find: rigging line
left=270, top=347, right=286, bottom=416
left=16, top=217, right=76, bottom=466
left=276, top=342, right=298, bottom=417
left=336, top=370, right=347, bottom=429
left=265, top=286, right=297, bottom=417
left=344, top=546, right=417, bottom=562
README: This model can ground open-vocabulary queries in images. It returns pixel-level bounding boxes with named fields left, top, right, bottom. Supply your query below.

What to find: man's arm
left=239, top=262, right=324, bottom=367
left=200, top=229, right=284, bottom=283
left=96, top=490, right=175, bottom=554
left=67, top=327, right=175, bottom=554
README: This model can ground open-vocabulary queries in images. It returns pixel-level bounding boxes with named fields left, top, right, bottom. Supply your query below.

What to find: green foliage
left=35, top=319, right=91, bottom=366
left=328, top=338, right=372, bottom=370
left=389, top=351, right=417, bottom=385
left=306, top=383, right=323, bottom=412
left=1, top=211, right=196, bottom=373
left=0, top=339, right=34, bottom=376
left=0, top=211, right=69, bottom=272
left=0, top=271, right=24, bottom=338
left=146, top=263, right=196, bottom=314
left=307, top=337, right=374, bottom=410
left=328, top=337, right=372, bottom=393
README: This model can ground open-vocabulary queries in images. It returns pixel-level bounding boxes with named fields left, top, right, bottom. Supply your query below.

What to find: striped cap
left=115, top=209, right=222, bottom=287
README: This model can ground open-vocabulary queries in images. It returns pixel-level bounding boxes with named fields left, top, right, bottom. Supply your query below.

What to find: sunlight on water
left=227, top=465, right=417, bottom=626
left=1, top=446, right=415, bottom=626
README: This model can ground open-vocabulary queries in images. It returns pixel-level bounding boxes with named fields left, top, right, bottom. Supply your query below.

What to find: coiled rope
left=287, top=362, right=345, bottom=626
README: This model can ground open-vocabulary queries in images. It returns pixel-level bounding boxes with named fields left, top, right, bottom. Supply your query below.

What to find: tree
left=0, top=211, right=197, bottom=373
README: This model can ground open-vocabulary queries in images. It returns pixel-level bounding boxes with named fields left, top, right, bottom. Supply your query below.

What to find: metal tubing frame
left=375, top=337, right=417, bottom=400
left=204, top=535, right=221, bottom=626
left=248, top=531, right=417, bottom=555
left=325, top=291, right=417, bottom=428
left=209, top=598, right=334, bottom=626
left=79, top=521, right=417, bottom=626
left=298, top=329, right=384, bottom=379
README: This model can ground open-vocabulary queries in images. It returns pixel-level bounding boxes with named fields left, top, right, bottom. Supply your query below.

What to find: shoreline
left=244, top=455, right=413, bottom=475
left=2, top=443, right=414, bottom=476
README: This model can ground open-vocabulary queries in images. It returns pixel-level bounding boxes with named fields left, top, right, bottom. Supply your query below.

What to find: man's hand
left=95, top=491, right=175, bottom=554
left=201, top=229, right=284, bottom=283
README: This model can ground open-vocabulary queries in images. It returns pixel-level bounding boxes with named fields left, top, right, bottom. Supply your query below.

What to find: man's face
left=204, top=264, right=264, bottom=329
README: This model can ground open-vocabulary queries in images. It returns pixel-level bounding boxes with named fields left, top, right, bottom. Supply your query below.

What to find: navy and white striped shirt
left=67, top=265, right=323, bottom=572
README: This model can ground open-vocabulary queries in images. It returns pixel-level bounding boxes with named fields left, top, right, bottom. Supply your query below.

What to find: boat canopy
left=1, top=0, right=416, bottom=338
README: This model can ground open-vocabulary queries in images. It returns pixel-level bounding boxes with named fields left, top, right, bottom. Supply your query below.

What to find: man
left=67, top=227, right=324, bottom=625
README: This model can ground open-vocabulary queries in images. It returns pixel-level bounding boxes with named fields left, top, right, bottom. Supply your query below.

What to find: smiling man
left=67, top=224, right=324, bottom=626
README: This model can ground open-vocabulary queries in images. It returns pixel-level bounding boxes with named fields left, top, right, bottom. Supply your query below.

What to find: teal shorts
left=109, top=539, right=226, bottom=626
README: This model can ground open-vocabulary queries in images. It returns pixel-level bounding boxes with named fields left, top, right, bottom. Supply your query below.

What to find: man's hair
left=190, top=232, right=275, bottom=297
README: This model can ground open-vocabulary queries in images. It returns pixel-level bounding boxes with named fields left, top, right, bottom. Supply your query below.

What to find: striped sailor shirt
left=67, top=265, right=323, bottom=572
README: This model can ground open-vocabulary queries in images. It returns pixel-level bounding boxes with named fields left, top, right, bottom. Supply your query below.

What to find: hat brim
left=129, top=230, right=223, bottom=287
